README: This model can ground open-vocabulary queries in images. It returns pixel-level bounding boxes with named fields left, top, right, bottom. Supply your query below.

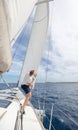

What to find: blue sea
left=31, top=83, right=78, bottom=130
left=0, top=83, right=78, bottom=130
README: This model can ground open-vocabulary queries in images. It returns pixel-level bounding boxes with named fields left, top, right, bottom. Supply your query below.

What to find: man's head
left=29, top=70, right=34, bottom=76
left=29, top=70, right=37, bottom=77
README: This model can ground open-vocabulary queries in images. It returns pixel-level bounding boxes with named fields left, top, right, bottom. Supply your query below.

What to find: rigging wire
left=36, top=85, right=47, bottom=112
left=12, top=25, right=27, bottom=60
left=59, top=106, right=78, bottom=126
left=0, top=75, right=21, bottom=104
left=33, top=2, right=54, bottom=123
left=45, top=0, right=54, bottom=83
left=12, top=7, right=36, bottom=68
left=11, top=11, right=35, bottom=87
left=45, top=27, right=50, bottom=82
left=45, top=37, right=50, bottom=82
left=52, top=104, right=78, bottom=127
left=18, top=7, right=36, bottom=87
left=57, top=107, right=78, bottom=126
left=37, top=87, right=41, bottom=110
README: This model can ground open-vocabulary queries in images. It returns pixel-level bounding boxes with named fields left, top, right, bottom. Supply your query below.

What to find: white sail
left=0, top=1, right=50, bottom=129
left=0, top=0, right=11, bottom=72
left=19, top=0, right=49, bottom=86
left=0, top=0, right=37, bottom=72
left=3, top=0, right=37, bottom=42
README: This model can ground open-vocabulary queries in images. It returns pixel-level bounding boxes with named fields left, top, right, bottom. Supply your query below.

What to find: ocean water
left=31, top=83, right=78, bottom=130
left=0, top=83, right=78, bottom=130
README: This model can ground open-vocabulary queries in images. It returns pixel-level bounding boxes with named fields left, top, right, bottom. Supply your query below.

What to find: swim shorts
left=21, top=84, right=31, bottom=94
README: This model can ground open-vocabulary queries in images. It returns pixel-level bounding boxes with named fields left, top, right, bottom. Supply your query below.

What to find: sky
left=2, top=0, right=78, bottom=83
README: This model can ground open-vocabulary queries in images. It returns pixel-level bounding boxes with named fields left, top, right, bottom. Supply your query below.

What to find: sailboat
left=0, top=0, right=50, bottom=129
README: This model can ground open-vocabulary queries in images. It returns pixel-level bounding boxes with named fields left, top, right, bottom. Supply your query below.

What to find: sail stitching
left=36, top=0, right=54, bottom=5
left=34, top=15, right=47, bottom=22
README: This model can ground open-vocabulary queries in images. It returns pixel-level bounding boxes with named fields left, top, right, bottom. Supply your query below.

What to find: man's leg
left=21, top=92, right=31, bottom=110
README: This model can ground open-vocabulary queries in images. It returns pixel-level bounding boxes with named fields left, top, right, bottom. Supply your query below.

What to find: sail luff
left=19, top=0, right=49, bottom=86
left=0, top=0, right=37, bottom=72
left=3, top=0, right=37, bottom=43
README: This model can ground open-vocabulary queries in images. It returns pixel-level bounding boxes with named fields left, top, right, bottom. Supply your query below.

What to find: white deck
left=0, top=108, right=7, bottom=119
left=23, top=104, right=44, bottom=130
left=0, top=89, right=45, bottom=130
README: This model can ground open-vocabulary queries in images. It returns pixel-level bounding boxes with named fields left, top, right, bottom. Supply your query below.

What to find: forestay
left=0, top=0, right=37, bottom=72
left=19, top=0, right=49, bottom=86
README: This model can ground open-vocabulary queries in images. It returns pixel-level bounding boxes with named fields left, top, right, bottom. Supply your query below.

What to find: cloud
left=38, top=0, right=78, bottom=82
left=4, top=0, right=78, bottom=83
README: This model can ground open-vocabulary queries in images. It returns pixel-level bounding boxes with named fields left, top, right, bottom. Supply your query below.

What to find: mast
left=19, top=0, right=49, bottom=86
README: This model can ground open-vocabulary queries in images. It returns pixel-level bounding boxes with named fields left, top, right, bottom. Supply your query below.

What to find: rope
left=0, top=75, right=21, bottom=104
left=0, top=94, right=18, bottom=100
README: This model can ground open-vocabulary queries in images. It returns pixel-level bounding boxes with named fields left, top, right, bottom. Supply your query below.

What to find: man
left=20, top=70, right=37, bottom=114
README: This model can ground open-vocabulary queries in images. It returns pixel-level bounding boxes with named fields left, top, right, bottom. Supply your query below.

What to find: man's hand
left=32, top=77, right=35, bottom=81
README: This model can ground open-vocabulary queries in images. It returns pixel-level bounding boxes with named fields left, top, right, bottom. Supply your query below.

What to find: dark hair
left=29, top=70, right=34, bottom=76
